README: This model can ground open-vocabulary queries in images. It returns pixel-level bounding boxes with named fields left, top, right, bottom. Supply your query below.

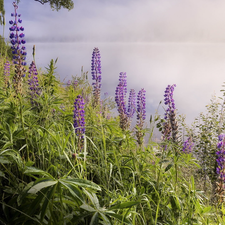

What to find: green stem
left=19, top=95, right=30, bottom=160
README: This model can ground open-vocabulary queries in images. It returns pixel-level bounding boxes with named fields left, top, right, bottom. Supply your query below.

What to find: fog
left=4, top=0, right=225, bottom=126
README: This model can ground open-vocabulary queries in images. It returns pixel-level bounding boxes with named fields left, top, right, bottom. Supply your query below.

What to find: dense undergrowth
left=1, top=2, right=225, bottom=225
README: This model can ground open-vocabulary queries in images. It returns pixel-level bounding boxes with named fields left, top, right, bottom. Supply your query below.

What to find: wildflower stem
left=19, top=95, right=30, bottom=160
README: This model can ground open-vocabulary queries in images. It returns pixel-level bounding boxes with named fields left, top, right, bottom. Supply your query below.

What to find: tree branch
left=34, top=0, right=49, bottom=4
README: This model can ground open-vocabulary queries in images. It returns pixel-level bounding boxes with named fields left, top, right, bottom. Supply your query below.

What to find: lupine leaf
left=61, top=178, right=101, bottom=191
left=80, top=203, right=96, bottom=212
left=90, top=212, right=99, bottom=225
left=24, top=167, right=54, bottom=179
left=28, top=179, right=57, bottom=194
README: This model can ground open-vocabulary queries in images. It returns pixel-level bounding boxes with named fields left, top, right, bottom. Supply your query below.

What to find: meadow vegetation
left=1, top=2, right=225, bottom=225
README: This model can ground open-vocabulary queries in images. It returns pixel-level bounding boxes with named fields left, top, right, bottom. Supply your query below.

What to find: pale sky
left=4, top=0, right=225, bottom=127
left=4, top=0, right=225, bottom=43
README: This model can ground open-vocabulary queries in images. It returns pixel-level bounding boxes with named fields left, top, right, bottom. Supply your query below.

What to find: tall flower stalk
left=9, top=2, right=26, bottom=95
left=136, top=88, right=146, bottom=146
left=115, top=73, right=136, bottom=130
left=28, top=61, right=40, bottom=105
left=73, top=95, right=85, bottom=150
left=182, top=137, right=194, bottom=153
left=115, top=72, right=129, bottom=130
left=216, top=134, right=225, bottom=203
left=162, top=84, right=178, bottom=143
left=127, top=89, right=136, bottom=119
left=91, top=47, right=102, bottom=107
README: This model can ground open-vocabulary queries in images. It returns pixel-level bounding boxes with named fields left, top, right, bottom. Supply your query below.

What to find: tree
left=15, top=0, right=74, bottom=11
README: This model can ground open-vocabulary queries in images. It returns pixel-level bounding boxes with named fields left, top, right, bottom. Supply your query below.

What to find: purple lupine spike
left=136, top=89, right=146, bottom=126
left=115, top=72, right=129, bottom=130
left=136, top=88, right=146, bottom=145
left=9, top=3, right=26, bottom=67
left=127, top=89, right=136, bottom=119
left=10, top=2, right=26, bottom=95
left=73, top=95, right=85, bottom=149
left=73, top=80, right=78, bottom=89
left=216, top=134, right=225, bottom=203
left=115, top=72, right=127, bottom=114
left=162, top=84, right=178, bottom=142
left=28, top=61, right=40, bottom=104
left=91, top=47, right=102, bottom=107
left=182, top=137, right=194, bottom=153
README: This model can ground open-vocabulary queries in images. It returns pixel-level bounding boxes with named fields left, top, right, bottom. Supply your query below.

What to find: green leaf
left=59, top=181, right=83, bottom=202
left=170, top=196, right=180, bottom=211
left=202, top=206, right=212, bottom=214
left=99, top=212, right=112, bottom=225
left=61, top=178, right=101, bottom=191
left=165, top=163, right=173, bottom=172
left=41, top=183, right=57, bottom=222
left=105, top=212, right=131, bottom=224
left=24, top=167, right=54, bottom=179
left=109, top=201, right=139, bottom=210
left=27, top=186, right=50, bottom=216
left=0, top=171, right=5, bottom=178
left=80, top=203, right=96, bottom=212
left=90, top=212, right=99, bottom=225
left=83, top=190, right=100, bottom=209
left=0, top=157, right=10, bottom=164
left=25, top=161, right=35, bottom=167
left=28, top=179, right=57, bottom=194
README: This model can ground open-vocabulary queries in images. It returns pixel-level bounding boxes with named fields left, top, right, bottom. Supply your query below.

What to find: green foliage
left=0, top=36, right=13, bottom=59
left=0, top=0, right=5, bottom=25
left=187, top=95, right=225, bottom=198
left=0, top=39, right=223, bottom=224
left=15, top=0, right=74, bottom=11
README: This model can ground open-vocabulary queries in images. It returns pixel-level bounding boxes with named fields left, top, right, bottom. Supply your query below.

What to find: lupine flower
left=60, top=104, right=65, bottom=111
left=28, top=61, right=40, bottom=104
left=115, top=72, right=130, bottom=130
left=162, top=84, right=178, bottom=142
left=73, top=95, right=85, bottom=149
left=182, top=137, right=194, bottom=153
left=91, top=47, right=102, bottom=107
left=4, top=61, right=10, bottom=89
left=67, top=80, right=71, bottom=86
left=10, top=2, right=26, bottom=95
left=73, top=80, right=78, bottom=89
left=136, top=88, right=146, bottom=146
left=127, top=89, right=136, bottom=119
left=216, top=134, right=225, bottom=203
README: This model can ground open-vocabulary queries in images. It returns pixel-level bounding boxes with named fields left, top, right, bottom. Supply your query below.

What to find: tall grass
left=0, top=3, right=225, bottom=225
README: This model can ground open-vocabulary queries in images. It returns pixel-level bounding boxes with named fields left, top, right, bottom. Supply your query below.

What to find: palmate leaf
left=90, top=212, right=99, bottom=225
left=80, top=203, right=96, bottom=212
left=59, top=181, right=84, bottom=203
left=60, top=178, right=101, bottom=191
left=40, top=183, right=57, bottom=222
left=26, top=186, right=51, bottom=217
left=99, top=212, right=112, bottom=225
left=24, top=167, right=54, bottom=179
left=28, top=178, right=57, bottom=194
left=83, top=190, right=100, bottom=209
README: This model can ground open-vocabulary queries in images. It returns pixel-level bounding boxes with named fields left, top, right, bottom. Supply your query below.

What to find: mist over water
left=26, top=42, right=225, bottom=125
